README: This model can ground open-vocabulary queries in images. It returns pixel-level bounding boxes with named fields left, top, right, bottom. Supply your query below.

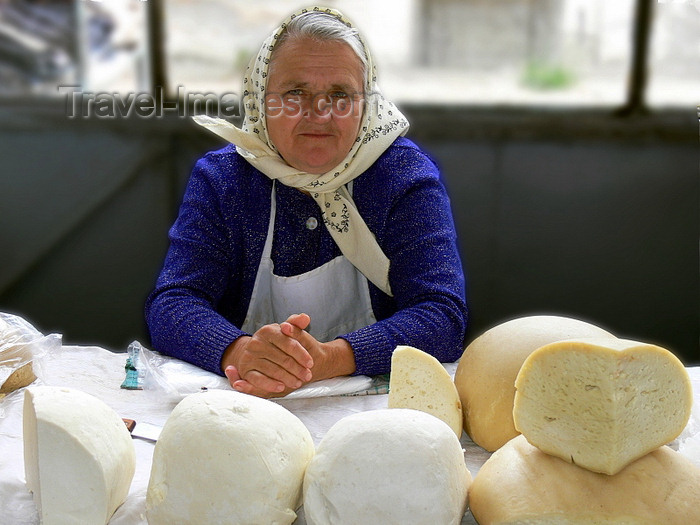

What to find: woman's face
left=265, top=37, right=365, bottom=174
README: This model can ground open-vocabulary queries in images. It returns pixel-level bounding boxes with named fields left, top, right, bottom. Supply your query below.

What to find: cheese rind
left=388, top=345, right=463, bottom=436
left=146, top=389, right=315, bottom=525
left=469, top=434, right=700, bottom=525
left=23, top=386, right=135, bottom=525
left=513, top=337, right=693, bottom=475
left=303, top=408, right=471, bottom=525
left=454, top=315, right=615, bottom=451
left=1, top=317, right=36, bottom=397
left=1, top=362, right=35, bottom=397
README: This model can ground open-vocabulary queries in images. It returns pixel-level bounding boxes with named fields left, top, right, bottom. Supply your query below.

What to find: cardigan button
left=305, top=217, right=318, bottom=230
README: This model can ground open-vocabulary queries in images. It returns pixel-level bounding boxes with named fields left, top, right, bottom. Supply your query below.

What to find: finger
left=280, top=322, right=319, bottom=351
left=278, top=324, right=316, bottom=372
left=232, top=378, right=291, bottom=399
left=245, top=354, right=309, bottom=388
left=280, top=319, right=308, bottom=339
left=227, top=365, right=280, bottom=397
left=280, top=313, right=310, bottom=339
left=280, top=313, right=312, bottom=344
left=224, top=365, right=241, bottom=384
left=262, top=328, right=314, bottom=371
left=280, top=323, right=315, bottom=349
left=234, top=369, right=286, bottom=396
left=284, top=313, right=311, bottom=330
left=231, top=378, right=273, bottom=398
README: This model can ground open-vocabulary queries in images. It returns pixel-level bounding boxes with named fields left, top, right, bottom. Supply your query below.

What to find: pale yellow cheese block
left=513, top=337, right=693, bottom=475
left=469, top=434, right=700, bottom=525
left=388, top=345, right=463, bottom=437
left=23, top=386, right=135, bottom=525
left=454, top=315, right=615, bottom=451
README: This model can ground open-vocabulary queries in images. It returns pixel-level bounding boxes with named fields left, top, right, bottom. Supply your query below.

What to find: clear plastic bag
left=678, top=410, right=700, bottom=467
left=0, top=312, right=62, bottom=417
left=131, top=341, right=230, bottom=403
left=676, top=373, right=700, bottom=467
left=127, top=340, right=381, bottom=402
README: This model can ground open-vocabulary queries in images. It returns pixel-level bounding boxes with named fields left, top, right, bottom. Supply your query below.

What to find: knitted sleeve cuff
left=341, top=325, right=393, bottom=377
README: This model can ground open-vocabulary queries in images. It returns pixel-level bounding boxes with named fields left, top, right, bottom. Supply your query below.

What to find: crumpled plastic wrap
left=676, top=373, right=700, bottom=467
left=0, top=312, right=61, bottom=417
left=128, top=340, right=384, bottom=403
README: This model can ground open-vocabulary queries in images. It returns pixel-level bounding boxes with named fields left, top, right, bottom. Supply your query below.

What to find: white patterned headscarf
left=193, top=6, right=409, bottom=296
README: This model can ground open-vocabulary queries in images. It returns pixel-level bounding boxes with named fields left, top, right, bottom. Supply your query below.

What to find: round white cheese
left=23, top=386, right=135, bottom=525
left=454, top=315, right=615, bottom=451
left=469, top=434, right=700, bottom=524
left=146, top=389, right=314, bottom=525
left=303, top=408, right=471, bottom=525
left=513, top=337, right=693, bottom=475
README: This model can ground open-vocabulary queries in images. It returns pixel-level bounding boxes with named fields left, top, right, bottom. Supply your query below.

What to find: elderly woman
left=145, top=6, right=468, bottom=397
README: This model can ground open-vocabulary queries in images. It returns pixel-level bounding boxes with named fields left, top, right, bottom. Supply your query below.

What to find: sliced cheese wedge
left=23, top=386, right=135, bottom=525
left=454, top=315, right=616, bottom=452
left=469, top=435, right=700, bottom=525
left=388, top=345, right=463, bottom=437
left=513, top=337, right=693, bottom=475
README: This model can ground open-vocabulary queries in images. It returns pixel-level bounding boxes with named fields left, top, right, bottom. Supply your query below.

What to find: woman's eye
left=330, top=91, right=348, bottom=99
left=285, top=89, right=304, bottom=97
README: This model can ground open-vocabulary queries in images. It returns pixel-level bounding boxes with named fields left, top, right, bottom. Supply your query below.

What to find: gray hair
left=272, top=9, right=369, bottom=84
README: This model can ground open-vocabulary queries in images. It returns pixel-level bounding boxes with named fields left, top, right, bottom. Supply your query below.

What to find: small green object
left=120, top=341, right=144, bottom=390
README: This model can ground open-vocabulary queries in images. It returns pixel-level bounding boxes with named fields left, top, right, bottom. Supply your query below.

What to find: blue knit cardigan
left=145, top=137, right=468, bottom=377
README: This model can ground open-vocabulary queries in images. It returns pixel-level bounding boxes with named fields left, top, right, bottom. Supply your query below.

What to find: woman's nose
left=304, top=93, right=333, bottom=122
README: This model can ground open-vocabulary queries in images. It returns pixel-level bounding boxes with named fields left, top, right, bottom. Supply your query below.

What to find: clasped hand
left=221, top=313, right=355, bottom=398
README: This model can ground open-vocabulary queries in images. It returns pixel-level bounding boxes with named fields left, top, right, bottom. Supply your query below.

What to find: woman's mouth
left=299, top=132, right=333, bottom=139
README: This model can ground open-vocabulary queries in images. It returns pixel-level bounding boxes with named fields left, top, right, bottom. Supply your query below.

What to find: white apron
left=241, top=183, right=377, bottom=342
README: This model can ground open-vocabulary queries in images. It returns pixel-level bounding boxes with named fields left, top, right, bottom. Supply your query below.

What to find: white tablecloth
left=1, top=343, right=699, bottom=525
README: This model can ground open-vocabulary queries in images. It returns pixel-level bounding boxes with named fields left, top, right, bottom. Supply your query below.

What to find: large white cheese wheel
left=303, top=408, right=471, bottom=525
left=23, top=386, right=135, bottom=525
left=513, top=337, right=693, bottom=475
left=454, top=315, right=615, bottom=451
left=388, top=345, right=463, bottom=436
left=469, top=434, right=700, bottom=524
left=146, top=389, right=314, bottom=525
